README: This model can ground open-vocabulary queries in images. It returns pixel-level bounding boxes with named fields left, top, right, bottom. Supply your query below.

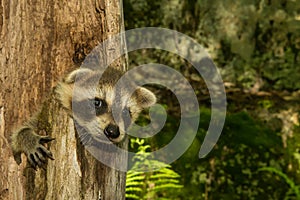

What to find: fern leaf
left=259, top=167, right=300, bottom=199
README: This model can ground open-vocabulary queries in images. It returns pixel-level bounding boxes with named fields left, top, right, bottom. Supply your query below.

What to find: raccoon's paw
left=26, top=135, right=55, bottom=169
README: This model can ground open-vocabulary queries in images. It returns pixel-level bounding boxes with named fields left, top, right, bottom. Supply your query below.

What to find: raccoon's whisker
left=83, top=135, right=93, bottom=146
left=78, top=130, right=93, bottom=146
left=80, top=133, right=88, bottom=143
left=78, top=133, right=85, bottom=140
left=86, top=136, right=93, bottom=145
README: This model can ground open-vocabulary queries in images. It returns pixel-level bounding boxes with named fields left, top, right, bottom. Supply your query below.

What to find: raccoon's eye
left=94, top=98, right=103, bottom=108
left=93, top=98, right=107, bottom=115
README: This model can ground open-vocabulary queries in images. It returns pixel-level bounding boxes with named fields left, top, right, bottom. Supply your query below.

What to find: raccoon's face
left=56, top=67, right=156, bottom=145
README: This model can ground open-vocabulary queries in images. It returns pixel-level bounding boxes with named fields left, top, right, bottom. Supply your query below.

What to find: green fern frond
left=259, top=167, right=300, bottom=199
left=126, top=138, right=183, bottom=199
left=126, top=187, right=144, bottom=192
left=125, top=193, right=140, bottom=199
left=151, top=173, right=180, bottom=179
left=126, top=181, right=145, bottom=187
left=126, top=174, right=145, bottom=182
left=126, top=171, right=145, bottom=177
left=150, top=183, right=183, bottom=191
left=152, top=179, right=181, bottom=185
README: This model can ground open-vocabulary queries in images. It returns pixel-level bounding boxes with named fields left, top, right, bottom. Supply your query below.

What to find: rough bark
left=0, top=0, right=127, bottom=199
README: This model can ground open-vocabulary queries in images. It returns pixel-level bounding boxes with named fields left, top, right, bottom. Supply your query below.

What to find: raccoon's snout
left=104, top=124, right=120, bottom=139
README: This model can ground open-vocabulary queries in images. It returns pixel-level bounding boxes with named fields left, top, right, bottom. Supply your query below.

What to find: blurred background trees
left=123, top=0, right=300, bottom=199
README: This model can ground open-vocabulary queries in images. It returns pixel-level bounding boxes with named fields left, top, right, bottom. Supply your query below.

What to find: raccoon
left=11, top=67, right=156, bottom=169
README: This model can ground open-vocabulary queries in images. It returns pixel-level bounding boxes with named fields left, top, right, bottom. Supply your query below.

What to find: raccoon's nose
left=104, top=124, right=120, bottom=139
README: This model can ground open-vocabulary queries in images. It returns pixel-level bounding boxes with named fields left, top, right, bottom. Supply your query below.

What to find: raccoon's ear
left=63, top=68, right=93, bottom=84
left=55, top=68, right=93, bottom=112
left=134, top=87, right=156, bottom=108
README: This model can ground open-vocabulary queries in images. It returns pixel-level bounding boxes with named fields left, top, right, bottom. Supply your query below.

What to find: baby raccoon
left=11, top=67, right=156, bottom=169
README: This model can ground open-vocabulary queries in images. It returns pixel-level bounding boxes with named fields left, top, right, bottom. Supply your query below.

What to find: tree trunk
left=0, top=0, right=127, bottom=199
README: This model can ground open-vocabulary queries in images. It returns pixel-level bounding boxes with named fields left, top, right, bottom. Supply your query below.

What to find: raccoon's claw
left=26, top=136, right=55, bottom=169
left=38, top=145, right=54, bottom=160
left=39, top=136, right=55, bottom=144
left=27, top=146, right=54, bottom=169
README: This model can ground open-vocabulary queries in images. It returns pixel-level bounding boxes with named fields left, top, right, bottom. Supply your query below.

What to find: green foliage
left=258, top=99, right=273, bottom=109
left=132, top=107, right=296, bottom=199
left=126, top=139, right=183, bottom=200
left=123, top=0, right=300, bottom=199
left=258, top=167, right=300, bottom=200
left=124, top=0, right=300, bottom=91
left=172, top=110, right=287, bottom=199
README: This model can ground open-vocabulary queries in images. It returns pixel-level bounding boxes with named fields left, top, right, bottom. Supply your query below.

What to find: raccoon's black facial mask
left=56, top=67, right=157, bottom=145
left=93, top=97, right=107, bottom=116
